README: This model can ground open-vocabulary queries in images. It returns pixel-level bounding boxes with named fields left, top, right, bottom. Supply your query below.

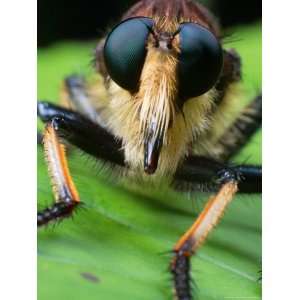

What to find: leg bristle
left=37, top=202, right=78, bottom=227
left=171, top=250, right=192, bottom=300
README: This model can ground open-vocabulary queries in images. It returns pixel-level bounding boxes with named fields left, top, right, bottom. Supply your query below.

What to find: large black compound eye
left=103, top=17, right=154, bottom=92
left=178, top=22, right=223, bottom=99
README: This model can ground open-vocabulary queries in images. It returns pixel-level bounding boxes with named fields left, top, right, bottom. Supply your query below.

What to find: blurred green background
left=38, top=1, right=261, bottom=299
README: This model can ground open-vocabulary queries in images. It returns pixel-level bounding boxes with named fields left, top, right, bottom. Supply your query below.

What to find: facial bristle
left=137, top=47, right=177, bottom=144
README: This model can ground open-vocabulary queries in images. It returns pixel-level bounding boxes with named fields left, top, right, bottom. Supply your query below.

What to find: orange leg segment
left=170, top=181, right=238, bottom=300
left=38, top=120, right=80, bottom=227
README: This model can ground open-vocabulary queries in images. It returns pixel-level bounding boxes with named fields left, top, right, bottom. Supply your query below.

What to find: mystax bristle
left=137, top=46, right=178, bottom=144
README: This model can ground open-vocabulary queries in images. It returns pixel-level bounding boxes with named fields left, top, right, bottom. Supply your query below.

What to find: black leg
left=37, top=101, right=125, bottom=226
left=234, top=165, right=262, bottom=193
left=38, top=101, right=125, bottom=166
left=63, top=75, right=106, bottom=126
left=175, top=155, right=261, bottom=193
left=215, top=48, right=242, bottom=104
left=212, top=49, right=261, bottom=162
left=171, top=171, right=239, bottom=300
left=214, top=94, right=262, bottom=161
left=171, top=155, right=261, bottom=299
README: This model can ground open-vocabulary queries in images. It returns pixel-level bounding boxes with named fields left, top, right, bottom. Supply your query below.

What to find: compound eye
left=104, top=17, right=154, bottom=92
left=178, top=22, right=223, bottom=99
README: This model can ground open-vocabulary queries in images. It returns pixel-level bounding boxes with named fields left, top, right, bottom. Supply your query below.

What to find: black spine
left=37, top=202, right=77, bottom=227
left=171, top=251, right=191, bottom=300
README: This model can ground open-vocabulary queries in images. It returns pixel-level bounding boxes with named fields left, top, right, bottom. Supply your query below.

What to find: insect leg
left=215, top=94, right=262, bottom=161
left=175, top=155, right=261, bottom=193
left=170, top=158, right=238, bottom=300
left=215, top=48, right=242, bottom=101
left=171, top=178, right=238, bottom=300
left=171, top=156, right=260, bottom=299
left=234, top=164, right=261, bottom=193
left=38, top=102, right=125, bottom=226
left=38, top=120, right=80, bottom=226
left=62, top=75, right=106, bottom=125
left=38, top=75, right=107, bottom=144
left=213, top=49, right=261, bottom=161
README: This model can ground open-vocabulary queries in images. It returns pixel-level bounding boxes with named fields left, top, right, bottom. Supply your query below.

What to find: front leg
left=171, top=156, right=261, bottom=299
left=171, top=180, right=238, bottom=300
left=38, top=119, right=80, bottom=226
left=38, top=102, right=125, bottom=226
left=175, top=155, right=261, bottom=193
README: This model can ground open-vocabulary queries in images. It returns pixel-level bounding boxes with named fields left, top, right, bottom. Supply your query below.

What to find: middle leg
left=213, top=94, right=262, bottom=162
left=61, top=75, right=106, bottom=126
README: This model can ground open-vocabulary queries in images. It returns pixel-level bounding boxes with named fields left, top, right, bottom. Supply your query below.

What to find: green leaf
left=38, top=22, right=262, bottom=300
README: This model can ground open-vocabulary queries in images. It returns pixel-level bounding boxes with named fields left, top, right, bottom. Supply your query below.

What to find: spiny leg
left=215, top=94, right=262, bottom=161
left=171, top=156, right=261, bottom=299
left=38, top=102, right=125, bottom=226
left=38, top=120, right=80, bottom=226
left=38, top=101, right=124, bottom=165
left=213, top=49, right=261, bottom=162
left=175, top=155, right=261, bottom=193
left=62, top=75, right=106, bottom=126
left=38, top=74, right=106, bottom=144
left=215, top=48, right=241, bottom=102
left=170, top=180, right=238, bottom=300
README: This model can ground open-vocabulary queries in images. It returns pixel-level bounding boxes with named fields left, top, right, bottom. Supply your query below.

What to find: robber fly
left=37, top=0, right=261, bottom=299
